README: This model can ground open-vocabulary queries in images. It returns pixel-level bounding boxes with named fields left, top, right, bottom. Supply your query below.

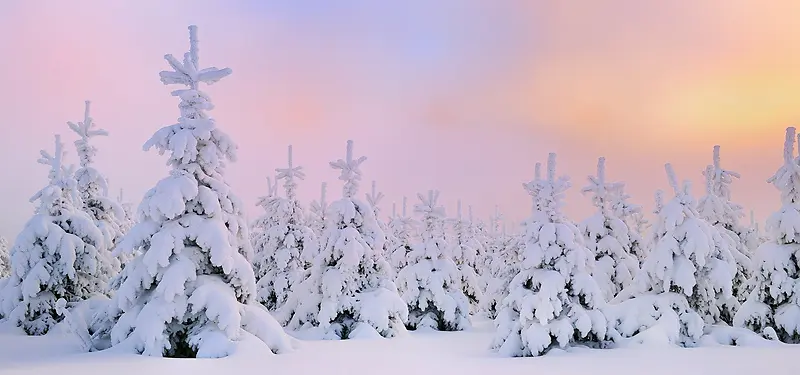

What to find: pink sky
left=2, top=1, right=800, bottom=239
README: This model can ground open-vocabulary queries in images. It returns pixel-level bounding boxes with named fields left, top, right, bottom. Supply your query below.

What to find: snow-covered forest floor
left=1, top=318, right=797, bottom=375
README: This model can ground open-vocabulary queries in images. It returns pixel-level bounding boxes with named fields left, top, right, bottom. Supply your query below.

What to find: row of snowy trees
left=1, top=25, right=799, bottom=359
left=0, top=26, right=293, bottom=358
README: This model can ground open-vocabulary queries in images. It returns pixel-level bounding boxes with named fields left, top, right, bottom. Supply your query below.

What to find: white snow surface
left=2, top=318, right=796, bottom=375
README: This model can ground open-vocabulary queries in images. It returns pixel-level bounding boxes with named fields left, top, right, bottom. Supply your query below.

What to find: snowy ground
left=1, top=319, right=797, bottom=375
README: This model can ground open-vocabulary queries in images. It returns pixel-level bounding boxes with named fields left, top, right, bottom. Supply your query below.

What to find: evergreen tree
left=67, top=101, right=128, bottom=274
left=102, top=26, right=290, bottom=357
left=615, top=164, right=737, bottom=345
left=697, top=146, right=753, bottom=310
left=387, top=197, right=417, bottom=272
left=397, top=190, right=470, bottom=331
left=307, top=182, right=328, bottom=237
left=608, top=183, right=649, bottom=266
left=449, top=200, right=484, bottom=313
left=366, top=180, right=394, bottom=267
left=483, top=203, right=522, bottom=320
left=579, top=157, right=639, bottom=302
left=735, top=127, right=800, bottom=343
left=492, top=153, right=607, bottom=357
left=0, top=236, right=9, bottom=279
left=282, top=140, right=407, bottom=339
left=0, top=135, right=109, bottom=335
left=252, top=146, right=318, bottom=315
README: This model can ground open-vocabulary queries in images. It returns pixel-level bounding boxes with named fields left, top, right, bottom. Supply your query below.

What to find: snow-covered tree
left=388, top=197, right=417, bottom=271
left=483, top=202, right=522, bottom=319
left=307, top=182, right=328, bottom=237
left=67, top=101, right=127, bottom=274
left=697, top=146, right=753, bottom=308
left=281, top=140, right=407, bottom=339
left=735, top=127, right=800, bottom=343
left=102, top=26, right=291, bottom=357
left=579, top=157, right=639, bottom=302
left=396, top=190, right=470, bottom=331
left=448, top=200, right=484, bottom=313
left=252, top=146, right=318, bottom=316
left=492, top=153, right=607, bottom=357
left=0, top=135, right=109, bottom=335
left=0, top=236, right=9, bottom=279
left=612, top=164, right=737, bottom=346
left=609, top=183, right=649, bottom=265
left=366, top=181, right=394, bottom=266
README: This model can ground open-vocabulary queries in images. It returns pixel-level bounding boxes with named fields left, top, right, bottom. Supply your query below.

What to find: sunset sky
left=1, top=1, right=800, bottom=239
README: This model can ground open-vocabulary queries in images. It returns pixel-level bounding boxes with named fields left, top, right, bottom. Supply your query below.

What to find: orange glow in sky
left=1, top=1, right=800, bottom=236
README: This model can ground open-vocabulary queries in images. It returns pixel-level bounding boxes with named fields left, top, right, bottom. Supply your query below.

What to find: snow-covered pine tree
left=252, top=146, right=318, bottom=316
left=0, top=236, right=9, bottom=279
left=0, top=135, right=109, bottom=335
left=103, top=26, right=290, bottom=357
left=579, top=157, right=639, bottom=302
left=735, top=127, right=800, bottom=343
left=608, top=182, right=649, bottom=265
left=366, top=181, right=394, bottom=266
left=492, top=153, right=606, bottom=357
left=388, top=197, right=417, bottom=271
left=282, top=140, right=407, bottom=339
left=396, top=190, right=470, bottom=331
left=448, top=200, right=484, bottom=314
left=611, top=164, right=737, bottom=345
left=483, top=201, right=523, bottom=319
left=697, top=146, right=753, bottom=310
left=307, top=182, right=328, bottom=236
left=67, top=101, right=127, bottom=275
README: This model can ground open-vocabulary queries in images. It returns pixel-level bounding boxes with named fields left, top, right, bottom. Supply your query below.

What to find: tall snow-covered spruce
left=492, top=153, right=607, bottom=357
left=282, top=140, right=407, bottom=339
left=697, top=145, right=753, bottom=315
left=397, top=190, right=470, bottom=331
left=252, top=145, right=318, bottom=316
left=735, top=127, right=800, bottom=343
left=579, top=157, right=639, bottom=302
left=103, top=26, right=291, bottom=358
left=67, top=100, right=126, bottom=273
left=0, top=136, right=109, bottom=335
